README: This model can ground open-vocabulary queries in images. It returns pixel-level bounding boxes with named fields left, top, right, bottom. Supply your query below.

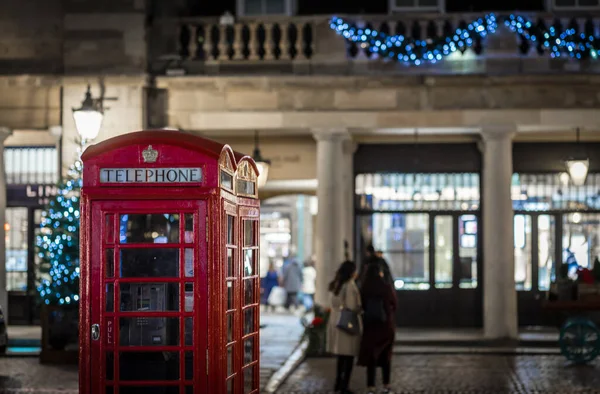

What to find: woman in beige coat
left=326, top=260, right=362, bottom=394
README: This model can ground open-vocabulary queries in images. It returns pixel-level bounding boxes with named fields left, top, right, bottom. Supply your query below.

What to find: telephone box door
left=89, top=199, right=207, bottom=394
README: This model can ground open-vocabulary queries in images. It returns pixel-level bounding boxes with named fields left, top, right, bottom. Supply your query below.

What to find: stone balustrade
left=149, top=13, right=600, bottom=75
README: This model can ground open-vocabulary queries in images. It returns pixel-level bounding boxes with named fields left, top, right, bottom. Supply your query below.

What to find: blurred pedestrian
left=281, top=259, right=303, bottom=311
left=302, top=259, right=317, bottom=311
left=359, top=244, right=393, bottom=288
left=327, top=261, right=362, bottom=394
left=358, top=263, right=397, bottom=394
left=262, top=262, right=279, bottom=312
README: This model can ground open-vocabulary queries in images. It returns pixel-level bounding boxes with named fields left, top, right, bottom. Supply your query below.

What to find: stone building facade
left=1, top=0, right=600, bottom=339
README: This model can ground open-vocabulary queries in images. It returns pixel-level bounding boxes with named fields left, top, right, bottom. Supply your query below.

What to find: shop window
left=514, top=215, right=533, bottom=291
left=459, top=215, right=478, bottom=289
left=434, top=216, right=453, bottom=289
left=538, top=215, right=556, bottom=291
left=359, top=213, right=430, bottom=290
left=563, top=212, right=600, bottom=271
left=511, top=173, right=600, bottom=211
left=6, top=207, right=28, bottom=291
left=5, top=146, right=58, bottom=185
left=355, top=173, right=480, bottom=212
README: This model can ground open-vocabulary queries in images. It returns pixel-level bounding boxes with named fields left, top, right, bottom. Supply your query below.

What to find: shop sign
left=7, top=184, right=58, bottom=206
left=100, top=168, right=203, bottom=184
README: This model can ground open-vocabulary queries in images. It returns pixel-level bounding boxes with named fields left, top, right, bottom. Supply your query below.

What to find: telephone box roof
left=81, top=129, right=257, bottom=173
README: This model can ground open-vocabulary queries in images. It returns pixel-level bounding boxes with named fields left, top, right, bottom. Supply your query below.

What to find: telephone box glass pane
left=227, top=313, right=234, bottom=343
left=221, top=170, right=233, bottom=190
left=185, top=317, right=193, bottom=345
left=244, top=221, right=254, bottom=247
left=106, top=352, right=114, bottom=380
left=184, top=214, right=193, bottom=243
left=105, top=248, right=114, bottom=278
left=106, top=284, right=114, bottom=312
left=120, top=249, right=179, bottom=277
left=185, top=351, right=193, bottom=380
left=227, top=378, right=234, bottom=393
left=186, top=387, right=194, bottom=394
left=243, top=249, right=254, bottom=277
left=243, top=307, right=255, bottom=335
left=185, top=248, right=194, bottom=277
left=120, top=283, right=179, bottom=312
left=244, top=279, right=254, bottom=306
left=120, top=387, right=179, bottom=394
left=120, top=214, right=180, bottom=244
left=227, top=249, right=234, bottom=278
left=227, top=216, right=234, bottom=245
left=227, top=345, right=234, bottom=377
left=185, top=283, right=193, bottom=312
left=119, top=317, right=179, bottom=346
left=227, top=281, right=234, bottom=310
left=244, top=365, right=255, bottom=393
left=106, top=387, right=114, bottom=394
left=243, top=337, right=254, bottom=365
left=119, top=351, right=179, bottom=381
left=105, top=214, right=114, bottom=244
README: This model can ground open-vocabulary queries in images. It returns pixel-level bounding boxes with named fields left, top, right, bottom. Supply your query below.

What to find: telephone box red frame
left=79, top=130, right=261, bottom=394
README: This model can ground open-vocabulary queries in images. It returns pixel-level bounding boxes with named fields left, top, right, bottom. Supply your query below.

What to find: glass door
left=91, top=200, right=206, bottom=394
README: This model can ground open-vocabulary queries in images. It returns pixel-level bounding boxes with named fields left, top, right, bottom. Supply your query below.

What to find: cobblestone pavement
left=0, top=358, right=78, bottom=393
left=277, top=355, right=600, bottom=394
left=0, top=311, right=304, bottom=393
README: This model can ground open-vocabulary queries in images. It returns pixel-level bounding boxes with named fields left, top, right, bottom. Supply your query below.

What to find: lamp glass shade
left=566, top=159, right=589, bottom=186
left=73, top=108, right=103, bottom=142
left=255, top=160, right=270, bottom=189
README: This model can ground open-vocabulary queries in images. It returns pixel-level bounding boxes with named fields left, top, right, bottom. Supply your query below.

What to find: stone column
left=0, top=127, right=12, bottom=322
left=481, top=125, right=518, bottom=340
left=313, top=129, right=350, bottom=306
left=341, top=139, right=356, bottom=260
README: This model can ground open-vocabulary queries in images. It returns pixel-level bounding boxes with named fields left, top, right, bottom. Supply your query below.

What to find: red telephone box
left=79, top=130, right=261, bottom=394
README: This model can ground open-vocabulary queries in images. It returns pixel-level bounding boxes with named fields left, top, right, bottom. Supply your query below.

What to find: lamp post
left=252, top=130, right=271, bottom=189
left=566, top=128, right=589, bottom=187
left=72, top=85, right=105, bottom=144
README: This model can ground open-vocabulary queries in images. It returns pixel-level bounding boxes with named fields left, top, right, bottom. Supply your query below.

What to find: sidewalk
left=259, top=311, right=306, bottom=391
left=0, top=311, right=305, bottom=392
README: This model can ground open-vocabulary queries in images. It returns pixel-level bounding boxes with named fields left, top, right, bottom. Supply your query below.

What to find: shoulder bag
left=335, top=283, right=361, bottom=336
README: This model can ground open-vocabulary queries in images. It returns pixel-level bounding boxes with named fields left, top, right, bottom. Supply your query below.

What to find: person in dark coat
left=359, top=244, right=394, bottom=288
left=357, top=263, right=397, bottom=394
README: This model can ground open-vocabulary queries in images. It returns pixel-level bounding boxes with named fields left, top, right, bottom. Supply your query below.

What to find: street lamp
left=252, top=130, right=271, bottom=189
left=72, top=85, right=104, bottom=143
left=565, top=128, right=589, bottom=186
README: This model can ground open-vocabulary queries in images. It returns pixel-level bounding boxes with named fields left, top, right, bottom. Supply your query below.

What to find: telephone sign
left=80, top=130, right=261, bottom=394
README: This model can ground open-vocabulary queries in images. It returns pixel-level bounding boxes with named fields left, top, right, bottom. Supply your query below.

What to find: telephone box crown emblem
left=142, top=145, right=158, bottom=163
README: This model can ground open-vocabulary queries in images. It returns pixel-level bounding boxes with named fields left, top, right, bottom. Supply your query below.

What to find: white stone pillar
left=0, top=127, right=12, bottom=322
left=481, top=125, right=518, bottom=340
left=341, top=139, right=356, bottom=260
left=313, top=129, right=350, bottom=306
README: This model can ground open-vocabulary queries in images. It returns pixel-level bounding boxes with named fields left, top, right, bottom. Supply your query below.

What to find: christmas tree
left=36, top=159, right=82, bottom=306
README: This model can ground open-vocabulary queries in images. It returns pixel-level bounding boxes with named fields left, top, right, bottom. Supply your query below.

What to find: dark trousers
left=366, top=355, right=391, bottom=387
left=335, top=355, right=354, bottom=392
left=285, top=292, right=298, bottom=309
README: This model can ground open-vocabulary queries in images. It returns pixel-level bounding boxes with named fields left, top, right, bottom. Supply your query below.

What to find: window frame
left=388, top=0, right=445, bottom=13
left=236, top=0, right=297, bottom=17
left=550, top=0, right=600, bottom=10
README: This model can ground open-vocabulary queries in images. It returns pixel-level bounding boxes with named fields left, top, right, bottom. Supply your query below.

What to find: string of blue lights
left=504, top=14, right=599, bottom=59
left=37, top=160, right=82, bottom=306
left=330, top=14, right=498, bottom=65
left=330, top=13, right=600, bottom=65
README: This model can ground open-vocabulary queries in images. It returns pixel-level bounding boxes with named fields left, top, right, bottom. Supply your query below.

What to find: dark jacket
left=357, top=276, right=397, bottom=366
